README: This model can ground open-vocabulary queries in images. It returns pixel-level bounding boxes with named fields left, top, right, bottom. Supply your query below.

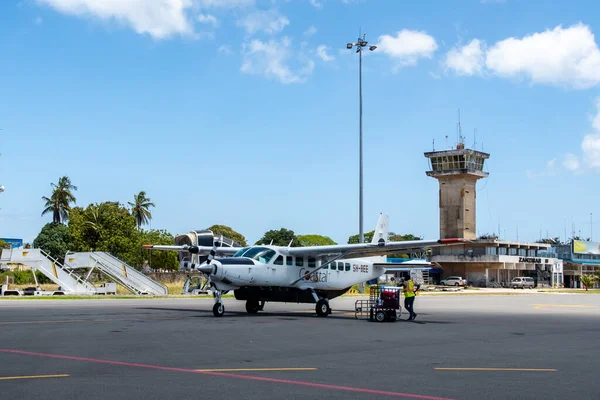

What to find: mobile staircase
left=0, top=248, right=96, bottom=294
left=64, top=252, right=168, bottom=295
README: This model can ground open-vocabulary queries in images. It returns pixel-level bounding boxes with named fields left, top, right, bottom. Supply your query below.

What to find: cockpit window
left=242, top=247, right=277, bottom=264
left=233, top=247, right=250, bottom=257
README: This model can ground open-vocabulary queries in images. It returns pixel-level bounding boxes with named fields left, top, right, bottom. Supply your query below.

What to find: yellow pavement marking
left=532, top=304, right=597, bottom=311
left=435, top=368, right=556, bottom=372
left=195, top=368, right=317, bottom=372
left=0, top=374, right=70, bottom=381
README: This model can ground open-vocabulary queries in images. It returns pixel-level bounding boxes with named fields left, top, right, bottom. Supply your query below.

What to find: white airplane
left=143, top=214, right=466, bottom=317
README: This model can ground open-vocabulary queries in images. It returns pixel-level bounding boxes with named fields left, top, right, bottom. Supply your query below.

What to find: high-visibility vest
left=404, top=280, right=416, bottom=298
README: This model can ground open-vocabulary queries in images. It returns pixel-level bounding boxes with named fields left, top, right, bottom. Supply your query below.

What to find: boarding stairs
left=0, top=248, right=96, bottom=294
left=422, top=270, right=431, bottom=285
left=64, top=252, right=168, bottom=295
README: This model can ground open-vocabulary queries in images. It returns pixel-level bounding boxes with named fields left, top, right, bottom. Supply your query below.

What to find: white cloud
left=580, top=98, right=600, bottom=168
left=444, top=39, right=485, bottom=76
left=36, top=0, right=255, bottom=39
left=309, top=0, right=322, bottom=8
left=558, top=98, right=600, bottom=173
left=304, top=25, right=317, bottom=37
left=36, top=0, right=195, bottom=39
left=582, top=133, right=600, bottom=167
left=563, top=153, right=581, bottom=171
left=237, top=9, right=289, bottom=35
left=197, top=13, right=217, bottom=26
left=241, top=37, right=314, bottom=84
left=218, top=44, right=233, bottom=55
left=376, top=29, right=438, bottom=68
left=485, top=23, right=600, bottom=89
left=316, top=45, right=334, bottom=62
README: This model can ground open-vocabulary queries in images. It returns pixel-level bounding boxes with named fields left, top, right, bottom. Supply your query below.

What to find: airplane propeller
left=197, top=243, right=218, bottom=275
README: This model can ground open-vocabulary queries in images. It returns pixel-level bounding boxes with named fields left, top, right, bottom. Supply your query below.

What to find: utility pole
left=346, top=33, right=377, bottom=244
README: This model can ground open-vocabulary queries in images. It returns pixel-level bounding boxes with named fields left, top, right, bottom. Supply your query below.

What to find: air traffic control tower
left=424, top=142, right=489, bottom=240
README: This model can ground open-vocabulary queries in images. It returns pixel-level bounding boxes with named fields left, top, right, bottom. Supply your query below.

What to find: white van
left=511, top=277, right=535, bottom=289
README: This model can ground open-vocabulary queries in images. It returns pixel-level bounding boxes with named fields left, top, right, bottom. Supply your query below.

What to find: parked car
left=511, top=277, right=535, bottom=289
left=440, top=276, right=465, bottom=286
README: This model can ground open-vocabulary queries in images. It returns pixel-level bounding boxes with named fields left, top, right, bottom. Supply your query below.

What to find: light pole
left=347, top=34, right=377, bottom=244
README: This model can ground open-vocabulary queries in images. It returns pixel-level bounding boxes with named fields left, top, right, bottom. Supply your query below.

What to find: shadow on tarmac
left=136, top=307, right=457, bottom=325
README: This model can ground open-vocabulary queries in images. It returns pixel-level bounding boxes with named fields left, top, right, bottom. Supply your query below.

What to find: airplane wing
left=142, top=244, right=240, bottom=256
left=285, top=238, right=467, bottom=259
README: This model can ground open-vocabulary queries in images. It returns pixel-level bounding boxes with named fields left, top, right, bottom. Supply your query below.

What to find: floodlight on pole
left=346, top=32, right=376, bottom=244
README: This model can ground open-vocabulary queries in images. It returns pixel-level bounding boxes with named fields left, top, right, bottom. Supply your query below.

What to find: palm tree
left=128, top=191, right=155, bottom=229
left=41, top=176, right=78, bottom=224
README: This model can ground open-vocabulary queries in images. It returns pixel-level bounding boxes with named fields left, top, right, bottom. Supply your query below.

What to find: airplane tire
left=213, top=303, right=225, bottom=317
left=316, top=299, right=330, bottom=317
left=246, top=300, right=260, bottom=314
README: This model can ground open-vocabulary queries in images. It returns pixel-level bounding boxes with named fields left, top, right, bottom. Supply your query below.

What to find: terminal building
left=551, top=241, right=599, bottom=288
left=423, top=141, right=563, bottom=287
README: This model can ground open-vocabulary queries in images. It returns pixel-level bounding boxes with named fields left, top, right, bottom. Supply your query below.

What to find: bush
left=12, top=270, right=34, bottom=285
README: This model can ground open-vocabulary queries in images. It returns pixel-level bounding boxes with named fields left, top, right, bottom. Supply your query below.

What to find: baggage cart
left=355, top=285, right=401, bottom=322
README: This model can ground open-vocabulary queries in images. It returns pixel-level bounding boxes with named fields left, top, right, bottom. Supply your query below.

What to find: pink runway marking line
left=0, top=348, right=454, bottom=400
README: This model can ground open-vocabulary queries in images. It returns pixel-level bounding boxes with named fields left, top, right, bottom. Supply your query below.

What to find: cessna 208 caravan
left=143, top=215, right=465, bottom=317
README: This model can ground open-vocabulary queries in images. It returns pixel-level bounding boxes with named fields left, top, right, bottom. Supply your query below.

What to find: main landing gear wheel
left=213, top=303, right=225, bottom=317
left=246, top=299, right=260, bottom=314
left=316, top=299, right=331, bottom=317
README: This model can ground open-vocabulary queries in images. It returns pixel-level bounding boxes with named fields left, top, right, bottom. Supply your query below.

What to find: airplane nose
left=198, top=265, right=214, bottom=275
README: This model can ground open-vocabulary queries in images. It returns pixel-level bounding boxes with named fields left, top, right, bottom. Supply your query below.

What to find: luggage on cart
left=355, top=285, right=401, bottom=322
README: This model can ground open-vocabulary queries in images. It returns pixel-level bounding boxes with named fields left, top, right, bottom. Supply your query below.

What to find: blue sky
left=0, top=0, right=599, bottom=245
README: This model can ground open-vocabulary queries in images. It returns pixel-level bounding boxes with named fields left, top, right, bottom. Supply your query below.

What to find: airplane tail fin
left=371, top=213, right=389, bottom=245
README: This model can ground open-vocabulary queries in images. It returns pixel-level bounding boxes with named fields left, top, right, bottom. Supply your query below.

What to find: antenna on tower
left=432, top=138, right=435, bottom=151
left=456, top=109, right=465, bottom=149
left=473, top=128, right=477, bottom=149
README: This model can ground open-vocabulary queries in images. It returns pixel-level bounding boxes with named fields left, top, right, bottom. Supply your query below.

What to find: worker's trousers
left=404, top=296, right=416, bottom=319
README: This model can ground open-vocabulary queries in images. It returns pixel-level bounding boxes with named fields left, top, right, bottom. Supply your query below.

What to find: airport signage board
left=573, top=240, right=600, bottom=255
left=0, top=238, right=23, bottom=249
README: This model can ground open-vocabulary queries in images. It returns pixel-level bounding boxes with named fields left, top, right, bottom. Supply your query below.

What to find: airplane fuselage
left=202, top=249, right=386, bottom=304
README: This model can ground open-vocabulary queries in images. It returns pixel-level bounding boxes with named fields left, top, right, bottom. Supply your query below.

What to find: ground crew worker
left=403, top=276, right=417, bottom=321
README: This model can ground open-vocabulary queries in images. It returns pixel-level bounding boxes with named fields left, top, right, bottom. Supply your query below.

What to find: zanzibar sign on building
left=519, top=257, right=542, bottom=263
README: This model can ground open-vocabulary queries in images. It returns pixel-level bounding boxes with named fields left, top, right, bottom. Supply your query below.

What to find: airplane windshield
left=233, top=247, right=250, bottom=257
left=242, top=247, right=277, bottom=264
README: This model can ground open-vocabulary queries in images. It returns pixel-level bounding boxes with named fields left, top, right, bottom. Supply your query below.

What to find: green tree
left=389, top=233, right=422, bottom=241
left=142, top=230, right=179, bottom=271
left=347, top=230, right=375, bottom=244
left=33, top=223, right=72, bottom=261
left=0, top=239, right=10, bottom=249
left=580, top=275, right=595, bottom=291
left=69, top=202, right=142, bottom=268
left=536, top=237, right=562, bottom=245
left=207, top=224, right=247, bottom=247
left=128, top=191, right=155, bottom=229
left=297, top=234, right=336, bottom=247
left=41, top=176, right=78, bottom=224
left=256, top=228, right=298, bottom=247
